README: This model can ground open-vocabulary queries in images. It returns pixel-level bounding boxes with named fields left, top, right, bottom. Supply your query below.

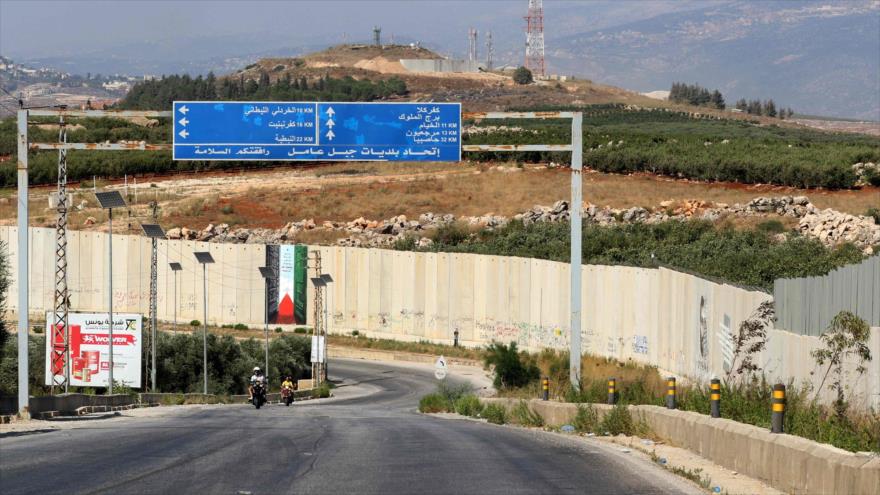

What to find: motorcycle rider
left=248, top=366, right=267, bottom=403
left=281, top=375, right=295, bottom=392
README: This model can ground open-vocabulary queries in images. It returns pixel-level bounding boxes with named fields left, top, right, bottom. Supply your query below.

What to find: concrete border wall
left=482, top=398, right=880, bottom=495
left=3, top=227, right=878, bottom=408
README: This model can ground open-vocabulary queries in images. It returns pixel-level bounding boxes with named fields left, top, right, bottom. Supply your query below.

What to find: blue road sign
left=172, top=101, right=460, bottom=161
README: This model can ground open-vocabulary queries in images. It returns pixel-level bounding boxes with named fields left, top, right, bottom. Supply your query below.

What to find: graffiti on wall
left=632, top=335, right=649, bottom=355
left=697, top=295, right=710, bottom=377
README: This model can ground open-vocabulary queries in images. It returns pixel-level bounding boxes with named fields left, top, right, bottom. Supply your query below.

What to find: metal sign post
left=461, top=111, right=583, bottom=390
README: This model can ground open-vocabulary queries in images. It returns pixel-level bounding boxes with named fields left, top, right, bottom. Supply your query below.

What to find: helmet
left=253, top=366, right=261, bottom=372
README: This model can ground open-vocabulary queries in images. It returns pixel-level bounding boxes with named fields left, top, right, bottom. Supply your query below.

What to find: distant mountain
left=550, top=1, right=880, bottom=120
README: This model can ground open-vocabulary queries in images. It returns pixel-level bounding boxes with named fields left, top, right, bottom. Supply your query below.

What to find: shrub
left=437, top=381, right=473, bottom=405
left=600, top=404, right=635, bottom=436
left=351, top=330, right=360, bottom=337
left=572, top=404, right=599, bottom=433
left=483, top=403, right=508, bottom=424
left=274, top=327, right=283, bottom=333
left=513, top=66, right=533, bottom=85
left=316, top=382, right=332, bottom=398
left=294, top=327, right=308, bottom=334
left=234, top=323, right=248, bottom=330
left=454, top=394, right=484, bottom=417
left=511, top=400, right=544, bottom=427
left=190, top=320, right=201, bottom=326
left=756, top=219, right=786, bottom=234
left=484, top=341, right=540, bottom=389
left=419, top=393, right=451, bottom=413
left=866, top=208, right=880, bottom=225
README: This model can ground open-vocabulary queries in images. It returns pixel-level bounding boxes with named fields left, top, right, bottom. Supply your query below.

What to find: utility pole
left=51, top=111, right=70, bottom=393
left=148, top=202, right=159, bottom=391
left=309, top=251, right=324, bottom=387
left=468, top=28, right=478, bottom=62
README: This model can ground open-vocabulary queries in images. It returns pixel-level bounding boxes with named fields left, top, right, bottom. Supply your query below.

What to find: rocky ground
left=166, top=195, right=879, bottom=254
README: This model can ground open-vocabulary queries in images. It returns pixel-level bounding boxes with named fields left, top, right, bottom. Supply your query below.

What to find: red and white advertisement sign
left=45, top=312, right=142, bottom=388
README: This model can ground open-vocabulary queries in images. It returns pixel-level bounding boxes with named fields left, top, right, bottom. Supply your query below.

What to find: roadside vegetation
left=478, top=313, right=878, bottom=453
left=0, top=330, right=312, bottom=397
left=408, top=219, right=866, bottom=291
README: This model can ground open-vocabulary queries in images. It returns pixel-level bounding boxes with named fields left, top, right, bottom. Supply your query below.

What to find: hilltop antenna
left=468, top=28, right=478, bottom=62
left=524, top=0, right=545, bottom=77
left=373, top=26, right=381, bottom=47
left=485, top=31, right=494, bottom=70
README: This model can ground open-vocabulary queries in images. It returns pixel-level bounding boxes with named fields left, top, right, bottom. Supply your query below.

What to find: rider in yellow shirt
left=281, top=377, right=295, bottom=390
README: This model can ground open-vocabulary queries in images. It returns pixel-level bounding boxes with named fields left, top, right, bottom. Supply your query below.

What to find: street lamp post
left=141, top=224, right=166, bottom=393
left=95, top=191, right=126, bottom=394
left=193, top=251, right=214, bottom=394
left=258, top=266, right=273, bottom=376
left=169, top=262, right=182, bottom=333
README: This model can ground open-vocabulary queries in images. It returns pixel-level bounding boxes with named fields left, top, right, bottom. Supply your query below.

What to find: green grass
left=454, top=394, right=484, bottom=417
left=510, top=400, right=544, bottom=427
left=483, top=403, right=508, bottom=424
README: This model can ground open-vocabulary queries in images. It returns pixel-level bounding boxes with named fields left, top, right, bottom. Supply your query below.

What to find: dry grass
left=2, top=162, right=876, bottom=233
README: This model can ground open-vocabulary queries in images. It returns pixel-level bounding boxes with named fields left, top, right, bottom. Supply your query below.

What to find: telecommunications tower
left=468, top=28, right=478, bottom=62
left=524, top=0, right=545, bottom=77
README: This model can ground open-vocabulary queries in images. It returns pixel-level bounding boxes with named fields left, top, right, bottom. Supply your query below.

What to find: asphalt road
left=0, top=359, right=699, bottom=495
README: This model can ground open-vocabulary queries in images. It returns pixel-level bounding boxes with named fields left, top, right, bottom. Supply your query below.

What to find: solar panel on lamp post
left=95, top=191, right=126, bottom=394
left=258, top=267, right=273, bottom=378
left=169, top=262, right=182, bottom=333
left=193, top=251, right=215, bottom=395
left=141, top=224, right=165, bottom=393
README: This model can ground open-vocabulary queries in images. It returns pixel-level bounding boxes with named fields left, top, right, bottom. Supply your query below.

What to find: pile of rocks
left=799, top=210, right=880, bottom=254
left=852, top=162, right=878, bottom=187
left=164, top=195, right=878, bottom=253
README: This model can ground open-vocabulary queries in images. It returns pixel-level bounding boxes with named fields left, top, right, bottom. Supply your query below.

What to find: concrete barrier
left=480, top=398, right=879, bottom=495
left=328, top=345, right=481, bottom=367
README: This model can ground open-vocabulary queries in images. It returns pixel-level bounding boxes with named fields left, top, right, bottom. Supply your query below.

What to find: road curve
left=0, top=359, right=699, bottom=495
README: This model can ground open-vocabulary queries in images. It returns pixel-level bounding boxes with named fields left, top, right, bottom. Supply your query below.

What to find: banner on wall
left=265, top=245, right=308, bottom=325
left=45, top=312, right=142, bottom=388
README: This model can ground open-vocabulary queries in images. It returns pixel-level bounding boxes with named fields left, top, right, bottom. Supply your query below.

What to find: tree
left=513, top=66, right=533, bottom=85
left=710, top=90, right=726, bottom=110
left=735, top=98, right=747, bottom=111
left=764, top=99, right=777, bottom=118
left=483, top=341, right=539, bottom=388
left=811, top=311, right=872, bottom=416
left=726, top=301, right=773, bottom=382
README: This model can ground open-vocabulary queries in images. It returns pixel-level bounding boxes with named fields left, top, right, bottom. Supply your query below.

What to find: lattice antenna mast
left=468, top=28, right=478, bottom=62
left=373, top=26, right=381, bottom=47
left=524, top=0, right=546, bottom=77
left=51, top=112, right=70, bottom=392
left=309, top=251, right=324, bottom=386
left=485, top=31, right=495, bottom=70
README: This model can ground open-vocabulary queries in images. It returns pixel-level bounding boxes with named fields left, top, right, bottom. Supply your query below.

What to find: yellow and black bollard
left=771, top=384, right=786, bottom=433
left=666, top=377, right=676, bottom=409
left=607, top=378, right=617, bottom=405
left=710, top=379, right=721, bottom=418
left=542, top=377, right=549, bottom=401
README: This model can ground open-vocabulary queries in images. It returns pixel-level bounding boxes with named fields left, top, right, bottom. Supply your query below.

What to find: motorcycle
left=252, top=380, right=267, bottom=409
left=281, top=385, right=294, bottom=407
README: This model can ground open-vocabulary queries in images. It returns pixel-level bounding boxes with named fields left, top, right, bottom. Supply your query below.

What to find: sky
left=0, top=0, right=707, bottom=61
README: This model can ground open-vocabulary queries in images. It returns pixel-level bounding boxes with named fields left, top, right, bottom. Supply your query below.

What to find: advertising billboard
left=265, top=245, right=308, bottom=325
left=45, top=312, right=142, bottom=388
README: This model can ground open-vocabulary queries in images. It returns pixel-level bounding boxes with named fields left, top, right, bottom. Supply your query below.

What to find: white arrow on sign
left=326, top=107, right=335, bottom=117
left=325, top=129, right=335, bottom=140
left=326, top=118, right=335, bottom=129
left=178, top=117, right=189, bottom=127
left=178, top=129, right=189, bottom=139
left=178, top=105, right=189, bottom=115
